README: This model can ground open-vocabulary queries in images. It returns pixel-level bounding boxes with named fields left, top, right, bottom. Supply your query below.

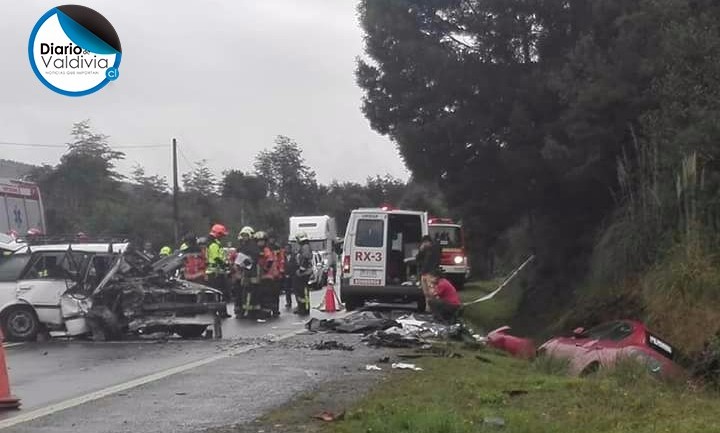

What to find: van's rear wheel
left=344, top=298, right=362, bottom=312
left=2, top=307, right=39, bottom=342
left=176, top=325, right=207, bottom=339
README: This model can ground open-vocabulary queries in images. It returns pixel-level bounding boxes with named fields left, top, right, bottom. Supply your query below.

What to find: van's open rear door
left=349, top=212, right=387, bottom=288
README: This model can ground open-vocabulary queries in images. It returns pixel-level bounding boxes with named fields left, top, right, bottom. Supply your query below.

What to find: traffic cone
left=0, top=330, right=20, bottom=409
left=318, top=268, right=344, bottom=313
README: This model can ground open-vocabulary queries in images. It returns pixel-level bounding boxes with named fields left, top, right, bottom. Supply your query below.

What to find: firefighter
left=282, top=242, right=295, bottom=310
left=179, top=232, right=199, bottom=252
left=268, top=233, right=286, bottom=313
left=293, top=232, right=313, bottom=316
left=256, top=231, right=281, bottom=317
left=233, top=226, right=258, bottom=315
left=180, top=233, right=205, bottom=282
left=206, top=223, right=231, bottom=318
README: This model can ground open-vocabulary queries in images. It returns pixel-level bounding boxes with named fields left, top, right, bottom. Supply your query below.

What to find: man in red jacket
left=427, top=270, right=462, bottom=323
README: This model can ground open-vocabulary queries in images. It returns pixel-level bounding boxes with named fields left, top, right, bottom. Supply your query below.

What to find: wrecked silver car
left=0, top=240, right=223, bottom=341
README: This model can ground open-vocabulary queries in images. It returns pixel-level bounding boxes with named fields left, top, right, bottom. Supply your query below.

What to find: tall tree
left=182, top=160, right=217, bottom=195
left=254, top=136, right=318, bottom=214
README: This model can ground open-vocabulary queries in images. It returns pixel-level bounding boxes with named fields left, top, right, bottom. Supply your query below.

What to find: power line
left=177, top=147, right=195, bottom=171
left=0, top=141, right=168, bottom=149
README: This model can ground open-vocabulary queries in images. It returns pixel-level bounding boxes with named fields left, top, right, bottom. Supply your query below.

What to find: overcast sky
left=0, top=1, right=409, bottom=184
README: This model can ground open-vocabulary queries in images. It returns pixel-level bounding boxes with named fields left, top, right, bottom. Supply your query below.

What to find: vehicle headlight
left=453, top=256, right=464, bottom=265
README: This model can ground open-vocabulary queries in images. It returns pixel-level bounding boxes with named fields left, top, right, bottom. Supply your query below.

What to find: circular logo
left=28, top=5, right=122, bottom=97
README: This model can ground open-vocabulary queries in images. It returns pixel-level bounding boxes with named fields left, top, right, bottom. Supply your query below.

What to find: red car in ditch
left=538, top=320, right=683, bottom=378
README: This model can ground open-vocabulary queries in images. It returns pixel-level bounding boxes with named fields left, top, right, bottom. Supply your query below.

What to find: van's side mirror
left=572, top=327, right=585, bottom=337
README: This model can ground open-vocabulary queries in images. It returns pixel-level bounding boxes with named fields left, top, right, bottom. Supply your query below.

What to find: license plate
left=352, top=278, right=382, bottom=286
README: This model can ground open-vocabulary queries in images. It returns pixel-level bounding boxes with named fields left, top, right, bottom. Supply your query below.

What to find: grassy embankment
left=319, top=279, right=720, bottom=433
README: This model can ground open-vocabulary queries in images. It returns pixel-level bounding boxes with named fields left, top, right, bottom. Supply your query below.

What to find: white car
left=0, top=242, right=223, bottom=341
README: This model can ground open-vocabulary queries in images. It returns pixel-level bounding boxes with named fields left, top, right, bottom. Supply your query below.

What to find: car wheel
left=580, top=362, right=600, bottom=377
left=2, top=307, right=39, bottom=342
left=176, top=325, right=207, bottom=339
left=344, top=298, right=361, bottom=312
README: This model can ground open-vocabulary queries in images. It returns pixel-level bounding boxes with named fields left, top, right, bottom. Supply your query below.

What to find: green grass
left=460, top=278, right=523, bottom=332
left=326, top=350, right=720, bottom=433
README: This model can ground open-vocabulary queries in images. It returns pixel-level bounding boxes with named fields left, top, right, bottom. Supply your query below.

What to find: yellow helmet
left=159, top=246, right=172, bottom=256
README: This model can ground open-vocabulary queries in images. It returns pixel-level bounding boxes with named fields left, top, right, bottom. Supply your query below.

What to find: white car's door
left=0, top=254, right=32, bottom=308
left=15, top=252, right=70, bottom=325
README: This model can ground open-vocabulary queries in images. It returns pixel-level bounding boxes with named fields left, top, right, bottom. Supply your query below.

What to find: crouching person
left=427, top=271, right=462, bottom=324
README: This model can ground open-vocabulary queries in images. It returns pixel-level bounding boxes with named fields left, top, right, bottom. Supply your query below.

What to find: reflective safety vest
left=206, top=239, right=227, bottom=275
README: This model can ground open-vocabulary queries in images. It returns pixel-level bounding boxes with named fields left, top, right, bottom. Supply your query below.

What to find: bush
left=642, top=240, right=720, bottom=354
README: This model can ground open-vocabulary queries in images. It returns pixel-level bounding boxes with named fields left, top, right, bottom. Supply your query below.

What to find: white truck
left=288, top=215, right=338, bottom=288
left=0, top=178, right=46, bottom=235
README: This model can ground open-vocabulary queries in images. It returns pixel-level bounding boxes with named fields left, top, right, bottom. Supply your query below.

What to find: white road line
left=0, top=329, right=304, bottom=430
left=2, top=343, right=24, bottom=349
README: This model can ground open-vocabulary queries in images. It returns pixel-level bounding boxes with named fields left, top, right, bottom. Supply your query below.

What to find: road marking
left=2, top=343, right=24, bottom=349
left=0, top=328, right=305, bottom=430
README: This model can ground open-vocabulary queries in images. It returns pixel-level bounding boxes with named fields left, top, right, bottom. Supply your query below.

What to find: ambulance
left=340, top=206, right=428, bottom=311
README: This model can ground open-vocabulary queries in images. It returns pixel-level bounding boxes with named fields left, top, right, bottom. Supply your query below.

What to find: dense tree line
left=357, top=0, right=720, bottom=345
left=27, top=121, right=446, bottom=250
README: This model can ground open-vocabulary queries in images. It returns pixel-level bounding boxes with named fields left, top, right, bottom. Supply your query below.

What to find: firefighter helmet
left=159, top=246, right=172, bottom=257
left=210, top=224, right=229, bottom=238
left=254, top=231, right=268, bottom=240
left=238, top=226, right=255, bottom=239
left=296, top=232, right=309, bottom=243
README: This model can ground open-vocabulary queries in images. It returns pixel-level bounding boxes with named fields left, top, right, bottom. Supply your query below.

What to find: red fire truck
left=428, top=218, right=469, bottom=289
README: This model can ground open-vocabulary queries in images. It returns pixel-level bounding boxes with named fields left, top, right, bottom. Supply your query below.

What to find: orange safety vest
left=274, top=248, right=286, bottom=275
left=258, top=247, right=280, bottom=280
left=184, top=252, right=206, bottom=282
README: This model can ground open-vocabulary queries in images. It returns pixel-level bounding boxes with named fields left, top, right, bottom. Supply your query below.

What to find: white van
left=340, top=208, right=428, bottom=311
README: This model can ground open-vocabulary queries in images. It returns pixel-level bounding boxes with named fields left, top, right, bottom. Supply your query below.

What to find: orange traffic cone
left=316, top=268, right=344, bottom=313
left=322, top=286, right=338, bottom=312
left=0, top=331, right=20, bottom=409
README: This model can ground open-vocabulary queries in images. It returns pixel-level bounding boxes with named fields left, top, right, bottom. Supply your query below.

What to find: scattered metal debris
left=391, top=362, right=423, bottom=371
left=312, top=340, right=354, bottom=351
left=306, top=312, right=398, bottom=334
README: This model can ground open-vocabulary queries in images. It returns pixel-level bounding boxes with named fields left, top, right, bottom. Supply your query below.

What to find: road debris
left=365, top=365, right=382, bottom=371
left=486, top=326, right=536, bottom=359
left=312, top=340, right=354, bottom=351
left=306, top=312, right=398, bottom=334
left=391, top=362, right=423, bottom=371
left=313, top=410, right=345, bottom=422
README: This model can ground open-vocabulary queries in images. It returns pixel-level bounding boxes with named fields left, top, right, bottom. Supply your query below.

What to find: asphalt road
left=0, top=290, right=362, bottom=432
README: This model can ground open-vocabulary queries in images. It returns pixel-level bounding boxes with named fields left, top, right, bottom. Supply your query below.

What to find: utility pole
left=172, top=138, right=179, bottom=244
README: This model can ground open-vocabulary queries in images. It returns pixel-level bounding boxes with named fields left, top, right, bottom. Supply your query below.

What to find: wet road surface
left=0, top=291, right=354, bottom=431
